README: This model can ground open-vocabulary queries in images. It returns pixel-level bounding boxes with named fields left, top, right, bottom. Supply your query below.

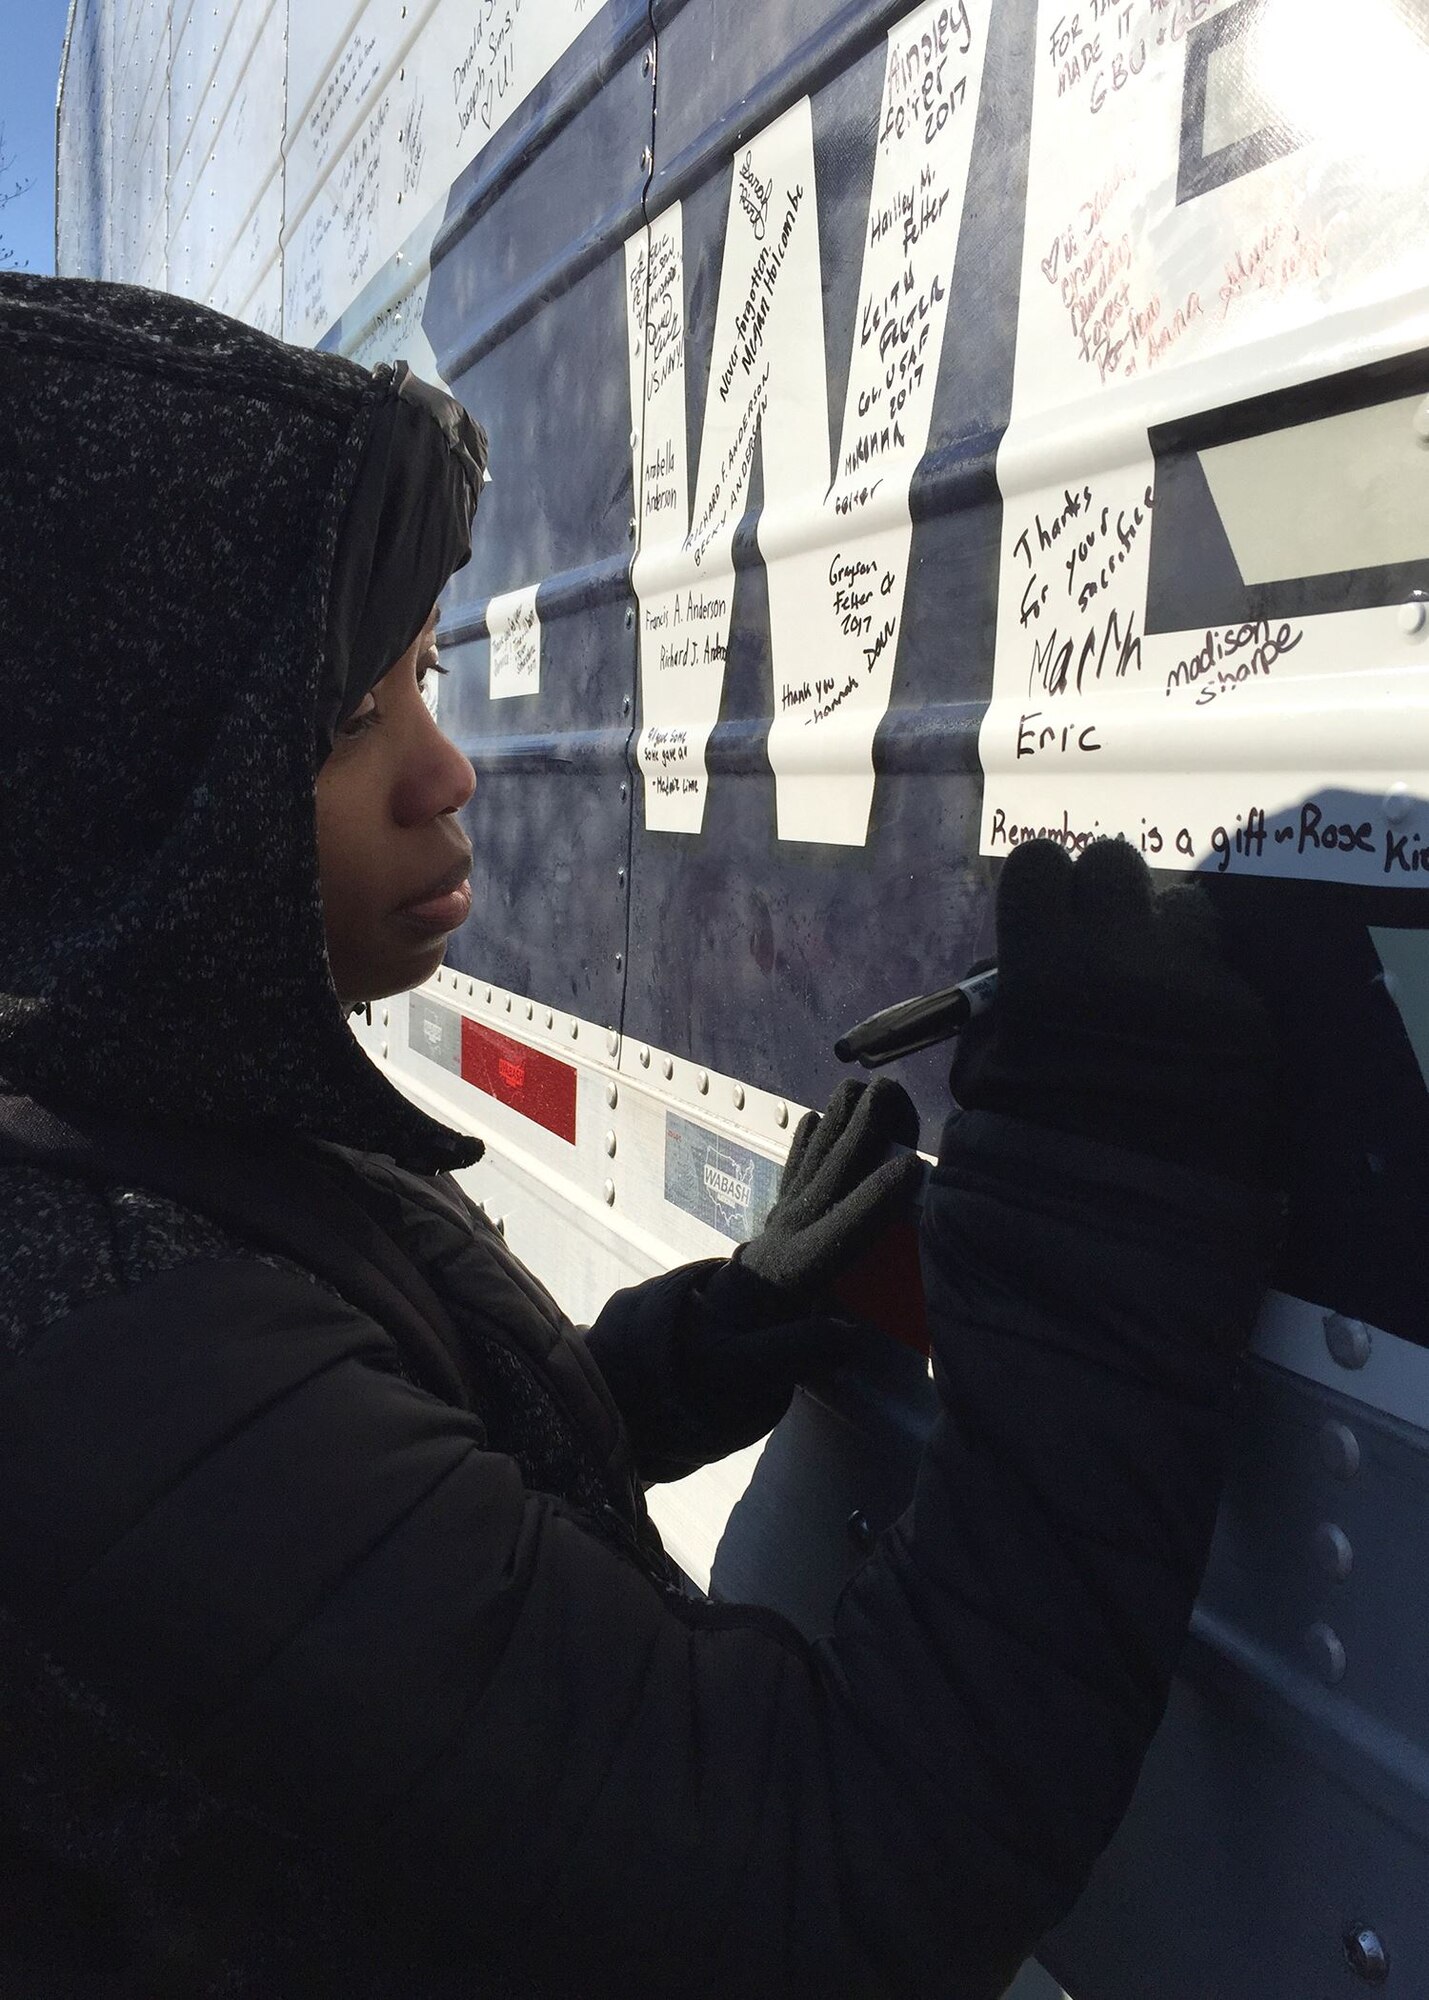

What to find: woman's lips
left=397, top=868, right=473, bottom=935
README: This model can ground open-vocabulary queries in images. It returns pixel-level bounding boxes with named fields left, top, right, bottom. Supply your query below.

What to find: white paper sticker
left=627, top=0, right=989, bottom=843
left=766, top=0, right=987, bottom=842
left=487, top=584, right=542, bottom=699
left=630, top=99, right=823, bottom=836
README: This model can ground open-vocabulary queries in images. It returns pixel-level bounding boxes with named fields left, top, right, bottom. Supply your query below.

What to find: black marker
left=834, top=968, right=999, bottom=1069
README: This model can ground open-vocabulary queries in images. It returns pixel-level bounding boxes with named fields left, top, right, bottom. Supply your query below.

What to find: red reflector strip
left=460, top=1017, right=577, bottom=1144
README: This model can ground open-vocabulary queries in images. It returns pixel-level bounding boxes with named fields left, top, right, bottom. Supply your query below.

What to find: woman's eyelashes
left=337, top=694, right=379, bottom=740
left=338, top=651, right=445, bottom=740
left=336, top=700, right=376, bottom=740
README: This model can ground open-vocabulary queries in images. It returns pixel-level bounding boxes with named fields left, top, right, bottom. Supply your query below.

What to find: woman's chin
left=333, top=935, right=449, bottom=1008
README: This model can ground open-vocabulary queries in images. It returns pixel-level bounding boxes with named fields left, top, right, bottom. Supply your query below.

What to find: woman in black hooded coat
left=0, top=272, right=1282, bottom=1998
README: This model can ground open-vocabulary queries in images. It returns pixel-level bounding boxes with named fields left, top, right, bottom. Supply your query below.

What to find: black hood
left=0, top=274, right=488, bottom=1172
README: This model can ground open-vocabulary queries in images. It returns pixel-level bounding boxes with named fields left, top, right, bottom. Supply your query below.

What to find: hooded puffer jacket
left=0, top=274, right=1282, bottom=1998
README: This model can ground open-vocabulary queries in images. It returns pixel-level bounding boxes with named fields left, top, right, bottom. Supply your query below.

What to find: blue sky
left=1, top=0, right=76, bottom=273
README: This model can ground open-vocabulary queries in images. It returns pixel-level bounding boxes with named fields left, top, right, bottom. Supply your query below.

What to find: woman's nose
left=438, top=731, right=477, bottom=817
left=393, top=711, right=476, bottom=827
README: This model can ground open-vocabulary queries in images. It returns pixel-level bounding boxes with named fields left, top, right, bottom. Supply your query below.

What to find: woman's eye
left=338, top=695, right=379, bottom=739
left=417, top=650, right=447, bottom=719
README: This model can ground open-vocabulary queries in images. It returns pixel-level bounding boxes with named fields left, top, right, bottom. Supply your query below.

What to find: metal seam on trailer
left=281, top=0, right=386, bottom=141
left=433, top=198, right=651, bottom=386
left=54, top=0, right=79, bottom=272
left=618, top=0, right=660, bottom=1065
left=429, top=2, right=654, bottom=269
left=279, top=0, right=442, bottom=235
left=448, top=704, right=986, bottom=787
left=644, top=0, right=929, bottom=214
left=164, top=0, right=249, bottom=244
left=459, top=726, right=629, bottom=777
left=1185, top=1607, right=1429, bottom=1843
left=441, top=552, right=635, bottom=646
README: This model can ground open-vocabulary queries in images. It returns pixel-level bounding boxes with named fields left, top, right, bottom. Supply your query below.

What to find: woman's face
left=315, top=609, right=476, bottom=1005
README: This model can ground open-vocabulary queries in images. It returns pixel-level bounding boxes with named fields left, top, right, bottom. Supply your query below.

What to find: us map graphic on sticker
left=981, top=0, right=1429, bottom=889
left=664, top=1116, right=782, bottom=1243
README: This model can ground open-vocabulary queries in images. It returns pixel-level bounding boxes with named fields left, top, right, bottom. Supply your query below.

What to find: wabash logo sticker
left=664, top=1114, right=780, bottom=1244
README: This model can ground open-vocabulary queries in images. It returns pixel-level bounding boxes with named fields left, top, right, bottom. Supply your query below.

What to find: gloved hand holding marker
left=828, top=835, right=1283, bottom=1356
left=842, top=837, right=1280, bottom=1184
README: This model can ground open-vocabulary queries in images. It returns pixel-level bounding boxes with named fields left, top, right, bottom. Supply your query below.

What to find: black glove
left=734, top=1075, right=922, bottom=1299
left=952, top=838, right=1281, bottom=1184
left=587, top=1079, right=922, bottom=1480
